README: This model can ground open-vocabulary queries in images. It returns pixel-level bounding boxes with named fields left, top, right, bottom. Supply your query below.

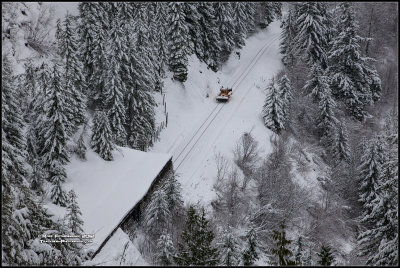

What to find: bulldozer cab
left=216, top=87, right=233, bottom=102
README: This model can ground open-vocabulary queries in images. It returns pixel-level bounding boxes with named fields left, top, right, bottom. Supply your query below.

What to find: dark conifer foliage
left=270, top=221, right=295, bottom=265
left=167, top=2, right=189, bottom=82
left=317, top=245, right=335, bottom=266
left=174, top=206, right=219, bottom=265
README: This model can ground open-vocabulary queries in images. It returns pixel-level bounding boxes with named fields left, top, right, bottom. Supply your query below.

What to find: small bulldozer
left=216, top=87, right=232, bottom=102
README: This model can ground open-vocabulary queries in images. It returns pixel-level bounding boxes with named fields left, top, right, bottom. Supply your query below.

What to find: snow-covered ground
left=152, top=21, right=283, bottom=206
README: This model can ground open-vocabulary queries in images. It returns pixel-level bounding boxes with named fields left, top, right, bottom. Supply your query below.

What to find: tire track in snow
left=174, top=33, right=280, bottom=173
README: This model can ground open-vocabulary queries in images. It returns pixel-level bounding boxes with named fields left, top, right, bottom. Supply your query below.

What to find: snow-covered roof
left=64, top=147, right=172, bottom=253
left=84, top=228, right=149, bottom=266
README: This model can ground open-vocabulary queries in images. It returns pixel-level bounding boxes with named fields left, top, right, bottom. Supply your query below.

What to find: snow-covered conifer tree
left=75, top=125, right=87, bottom=160
left=293, top=236, right=308, bottom=265
left=80, top=3, right=110, bottom=110
left=197, top=3, right=221, bottom=71
left=294, top=2, right=330, bottom=69
left=242, top=225, right=259, bottom=265
left=162, top=172, right=184, bottom=215
left=134, top=4, right=157, bottom=90
left=167, top=2, right=189, bottom=82
left=278, top=74, right=293, bottom=121
left=2, top=55, right=28, bottom=184
left=143, top=188, right=169, bottom=238
left=232, top=2, right=247, bottom=50
left=214, top=2, right=235, bottom=60
left=105, top=19, right=128, bottom=146
left=156, top=233, right=175, bottom=265
left=333, top=121, right=351, bottom=163
left=40, top=63, right=70, bottom=172
left=90, top=110, right=115, bottom=161
left=327, top=2, right=382, bottom=121
left=183, top=2, right=200, bottom=56
left=358, top=134, right=398, bottom=265
left=303, top=63, right=330, bottom=103
left=174, top=206, right=219, bottom=265
left=66, top=189, right=84, bottom=235
left=153, top=2, right=168, bottom=91
left=279, top=3, right=299, bottom=67
left=317, top=245, right=335, bottom=266
left=262, top=80, right=285, bottom=134
left=264, top=2, right=282, bottom=25
left=218, top=229, right=240, bottom=266
left=57, top=15, right=87, bottom=134
left=49, top=162, right=68, bottom=207
left=358, top=137, right=384, bottom=223
left=316, top=87, right=337, bottom=142
left=243, top=2, right=256, bottom=34
left=270, top=221, right=294, bottom=265
left=124, top=26, right=156, bottom=151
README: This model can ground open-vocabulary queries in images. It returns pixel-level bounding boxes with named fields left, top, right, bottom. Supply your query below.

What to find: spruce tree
left=49, top=161, right=68, bottom=207
left=125, top=27, right=156, bottom=151
left=280, top=4, right=299, bottom=67
left=58, top=15, right=87, bottom=134
left=303, top=63, right=329, bottom=103
left=143, top=188, right=169, bottom=238
left=243, top=2, right=256, bottom=34
left=262, top=80, right=285, bottom=134
left=214, top=2, right=235, bottom=61
left=167, top=2, right=189, bottom=82
left=156, top=233, right=175, bottom=265
left=333, top=121, right=351, bottom=164
left=183, top=2, right=200, bottom=56
left=75, top=128, right=87, bottom=160
left=242, top=225, right=259, bottom=265
left=232, top=2, right=247, bottom=50
left=40, top=63, right=70, bottom=174
left=264, top=2, right=282, bottom=25
left=327, top=2, right=381, bottom=121
left=316, top=87, right=337, bottom=143
left=270, top=221, right=295, bottom=265
left=153, top=2, right=168, bottom=91
left=105, top=19, right=127, bottom=146
left=162, top=172, right=184, bottom=215
left=197, top=3, right=221, bottom=72
left=218, top=228, right=240, bottom=266
left=278, top=74, right=293, bottom=121
left=358, top=137, right=383, bottom=224
left=174, top=206, right=219, bottom=265
left=66, top=189, right=84, bottom=235
left=317, top=245, right=335, bottom=266
left=303, top=246, right=314, bottom=266
left=90, top=110, right=115, bottom=161
left=294, top=2, right=330, bottom=69
left=125, top=86, right=156, bottom=151
left=134, top=4, right=157, bottom=90
left=294, top=236, right=306, bottom=265
left=359, top=133, right=398, bottom=265
left=2, top=55, right=28, bottom=184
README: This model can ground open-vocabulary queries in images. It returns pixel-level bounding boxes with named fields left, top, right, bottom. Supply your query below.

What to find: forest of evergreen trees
left=2, top=2, right=398, bottom=266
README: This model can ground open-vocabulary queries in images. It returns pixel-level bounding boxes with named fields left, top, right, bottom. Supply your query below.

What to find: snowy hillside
left=2, top=2, right=397, bottom=267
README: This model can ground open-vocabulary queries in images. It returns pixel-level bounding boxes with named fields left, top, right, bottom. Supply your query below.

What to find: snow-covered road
left=151, top=21, right=283, bottom=205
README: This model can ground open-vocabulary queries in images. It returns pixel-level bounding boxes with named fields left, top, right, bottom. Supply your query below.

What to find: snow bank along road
left=160, top=23, right=283, bottom=204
